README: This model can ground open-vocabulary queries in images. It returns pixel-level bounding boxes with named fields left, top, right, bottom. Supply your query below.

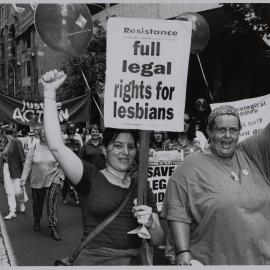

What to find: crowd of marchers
left=0, top=69, right=270, bottom=265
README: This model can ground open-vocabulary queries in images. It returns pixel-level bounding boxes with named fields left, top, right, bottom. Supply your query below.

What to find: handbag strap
left=68, top=179, right=135, bottom=264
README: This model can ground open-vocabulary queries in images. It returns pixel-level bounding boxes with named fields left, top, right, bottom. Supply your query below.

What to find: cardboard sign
left=148, top=151, right=181, bottom=211
left=105, top=17, right=192, bottom=131
left=211, top=93, right=270, bottom=142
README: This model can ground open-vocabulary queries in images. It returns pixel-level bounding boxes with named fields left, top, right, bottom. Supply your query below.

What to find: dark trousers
left=31, top=182, right=60, bottom=228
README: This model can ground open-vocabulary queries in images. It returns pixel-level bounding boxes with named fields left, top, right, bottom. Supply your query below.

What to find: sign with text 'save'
left=104, top=17, right=192, bottom=131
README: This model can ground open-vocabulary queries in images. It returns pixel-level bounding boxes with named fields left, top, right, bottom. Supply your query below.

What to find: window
left=0, top=44, right=4, bottom=58
left=0, top=7, right=3, bottom=21
left=25, top=34, right=31, bottom=48
left=26, top=61, right=31, bottom=76
left=0, top=64, right=4, bottom=79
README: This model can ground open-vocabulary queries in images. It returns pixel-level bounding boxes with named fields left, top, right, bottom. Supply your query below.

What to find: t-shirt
left=21, top=143, right=62, bottom=188
left=79, top=140, right=106, bottom=170
left=65, top=137, right=81, bottom=156
left=76, top=161, right=157, bottom=250
left=163, top=139, right=202, bottom=158
left=161, top=124, right=270, bottom=265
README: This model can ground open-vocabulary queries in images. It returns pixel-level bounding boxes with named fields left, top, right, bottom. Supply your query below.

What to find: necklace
left=104, top=169, right=130, bottom=188
left=206, top=147, right=249, bottom=183
left=223, top=153, right=249, bottom=183
left=105, top=169, right=126, bottom=181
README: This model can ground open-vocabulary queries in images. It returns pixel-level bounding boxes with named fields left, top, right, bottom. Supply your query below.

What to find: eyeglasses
left=213, top=126, right=240, bottom=135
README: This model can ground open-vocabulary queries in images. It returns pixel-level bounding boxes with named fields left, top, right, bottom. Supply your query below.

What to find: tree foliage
left=59, top=20, right=106, bottom=101
left=221, top=3, right=270, bottom=93
left=223, top=3, right=270, bottom=62
left=224, top=3, right=270, bottom=37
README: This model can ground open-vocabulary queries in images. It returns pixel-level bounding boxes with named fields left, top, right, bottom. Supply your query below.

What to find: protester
left=40, top=70, right=163, bottom=265
left=162, top=105, right=270, bottom=265
left=3, top=128, right=26, bottom=220
left=20, top=127, right=64, bottom=241
left=62, top=126, right=81, bottom=205
left=159, top=112, right=202, bottom=264
left=19, top=130, right=39, bottom=156
left=194, top=129, right=208, bottom=150
left=149, top=131, right=166, bottom=157
left=79, top=124, right=106, bottom=169
left=0, top=130, right=7, bottom=183
left=75, top=128, right=83, bottom=144
left=163, top=112, right=202, bottom=157
left=81, top=128, right=91, bottom=143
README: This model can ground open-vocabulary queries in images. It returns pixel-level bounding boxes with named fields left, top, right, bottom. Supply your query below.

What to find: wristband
left=175, top=249, right=191, bottom=256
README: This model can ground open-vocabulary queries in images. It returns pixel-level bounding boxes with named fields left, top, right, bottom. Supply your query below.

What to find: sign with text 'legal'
left=104, top=17, right=192, bottom=131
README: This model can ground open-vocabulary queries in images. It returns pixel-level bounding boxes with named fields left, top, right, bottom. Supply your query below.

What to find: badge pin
left=242, top=169, right=248, bottom=176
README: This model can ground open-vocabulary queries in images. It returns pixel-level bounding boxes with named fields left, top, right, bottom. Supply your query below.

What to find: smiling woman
left=207, top=114, right=240, bottom=158
left=39, top=69, right=163, bottom=265
left=161, top=105, right=270, bottom=265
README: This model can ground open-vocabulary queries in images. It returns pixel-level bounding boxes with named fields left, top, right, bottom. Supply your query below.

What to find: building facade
left=0, top=3, right=220, bottom=101
left=0, top=4, right=69, bottom=100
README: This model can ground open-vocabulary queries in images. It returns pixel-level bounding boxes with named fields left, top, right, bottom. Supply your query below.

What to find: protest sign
left=148, top=151, right=181, bottom=211
left=211, top=93, right=270, bottom=142
left=104, top=17, right=192, bottom=131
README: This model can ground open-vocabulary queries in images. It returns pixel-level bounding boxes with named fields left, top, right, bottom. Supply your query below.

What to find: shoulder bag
left=54, top=180, right=134, bottom=266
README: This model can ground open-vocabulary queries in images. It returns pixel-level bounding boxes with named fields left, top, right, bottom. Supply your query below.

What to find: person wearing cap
left=161, top=105, right=270, bottom=265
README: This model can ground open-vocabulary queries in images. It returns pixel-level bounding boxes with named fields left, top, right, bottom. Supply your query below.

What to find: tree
left=224, top=4, right=270, bottom=38
left=223, top=3, right=270, bottom=66
left=59, top=19, right=106, bottom=101
left=217, top=4, right=270, bottom=100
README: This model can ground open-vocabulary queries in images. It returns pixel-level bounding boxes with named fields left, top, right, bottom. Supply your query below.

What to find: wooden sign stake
left=137, top=130, right=150, bottom=205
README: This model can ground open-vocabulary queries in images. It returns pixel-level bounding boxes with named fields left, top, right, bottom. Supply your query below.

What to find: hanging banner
left=211, top=93, right=270, bottom=142
left=0, top=93, right=89, bottom=125
left=148, top=151, right=181, bottom=212
left=104, top=17, right=192, bottom=131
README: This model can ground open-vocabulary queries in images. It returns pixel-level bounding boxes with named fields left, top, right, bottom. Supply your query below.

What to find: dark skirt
left=73, top=245, right=140, bottom=265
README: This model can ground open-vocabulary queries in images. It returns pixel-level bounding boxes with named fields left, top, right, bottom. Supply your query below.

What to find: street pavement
left=0, top=182, right=82, bottom=266
left=0, top=182, right=168, bottom=266
left=0, top=214, right=14, bottom=266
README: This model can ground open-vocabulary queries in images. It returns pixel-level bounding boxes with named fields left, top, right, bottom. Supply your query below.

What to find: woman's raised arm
left=40, top=70, right=83, bottom=185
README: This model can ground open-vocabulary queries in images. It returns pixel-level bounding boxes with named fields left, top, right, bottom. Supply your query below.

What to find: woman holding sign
left=39, top=70, right=163, bottom=265
left=162, top=105, right=270, bottom=265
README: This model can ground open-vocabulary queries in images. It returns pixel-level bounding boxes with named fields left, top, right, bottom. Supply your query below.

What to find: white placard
left=211, top=93, right=270, bottom=142
left=104, top=17, right=192, bottom=131
left=148, top=151, right=181, bottom=212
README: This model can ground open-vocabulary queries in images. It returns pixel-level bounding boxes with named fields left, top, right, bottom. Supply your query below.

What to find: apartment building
left=1, top=3, right=228, bottom=104
left=0, top=4, right=69, bottom=100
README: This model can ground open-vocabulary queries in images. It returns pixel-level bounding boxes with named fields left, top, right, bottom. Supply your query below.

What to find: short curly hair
left=207, top=105, right=241, bottom=130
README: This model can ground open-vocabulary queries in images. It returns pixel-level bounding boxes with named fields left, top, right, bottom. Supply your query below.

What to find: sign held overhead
left=105, top=17, right=192, bottom=131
